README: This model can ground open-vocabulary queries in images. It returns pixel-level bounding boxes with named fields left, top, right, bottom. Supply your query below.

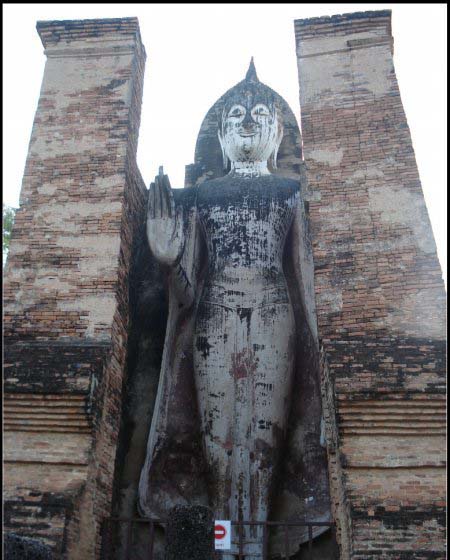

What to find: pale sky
left=3, top=4, right=447, bottom=284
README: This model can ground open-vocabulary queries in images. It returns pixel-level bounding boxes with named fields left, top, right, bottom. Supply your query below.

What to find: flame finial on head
left=245, top=57, right=259, bottom=83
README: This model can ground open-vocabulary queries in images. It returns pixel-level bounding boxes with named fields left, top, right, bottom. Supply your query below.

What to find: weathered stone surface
left=109, top=216, right=169, bottom=559
left=295, top=9, right=446, bottom=560
left=164, top=506, right=215, bottom=560
left=138, top=63, right=332, bottom=560
left=4, top=532, right=53, bottom=560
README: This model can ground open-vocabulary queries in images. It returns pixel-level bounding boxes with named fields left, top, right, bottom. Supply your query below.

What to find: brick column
left=295, top=10, right=446, bottom=559
left=3, top=18, right=147, bottom=558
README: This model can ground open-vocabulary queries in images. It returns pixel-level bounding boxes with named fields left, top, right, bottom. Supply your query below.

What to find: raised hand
left=147, top=166, right=184, bottom=267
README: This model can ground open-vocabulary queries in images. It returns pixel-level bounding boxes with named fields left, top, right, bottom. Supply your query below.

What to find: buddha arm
left=168, top=198, right=199, bottom=308
left=147, top=169, right=198, bottom=308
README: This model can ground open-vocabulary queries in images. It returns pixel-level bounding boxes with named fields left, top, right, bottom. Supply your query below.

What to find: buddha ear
left=271, top=120, right=284, bottom=170
left=218, top=129, right=229, bottom=171
left=271, top=146, right=279, bottom=170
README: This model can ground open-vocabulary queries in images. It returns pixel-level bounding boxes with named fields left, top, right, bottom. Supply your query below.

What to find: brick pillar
left=3, top=18, right=147, bottom=558
left=295, top=10, right=446, bottom=559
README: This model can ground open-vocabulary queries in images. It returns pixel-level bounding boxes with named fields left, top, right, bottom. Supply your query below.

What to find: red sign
left=215, top=524, right=226, bottom=540
left=214, top=520, right=231, bottom=550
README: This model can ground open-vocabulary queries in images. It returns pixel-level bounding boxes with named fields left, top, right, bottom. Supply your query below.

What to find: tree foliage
left=3, top=204, right=16, bottom=253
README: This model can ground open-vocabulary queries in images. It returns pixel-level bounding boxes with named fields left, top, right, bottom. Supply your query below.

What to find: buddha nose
left=241, top=109, right=257, bottom=129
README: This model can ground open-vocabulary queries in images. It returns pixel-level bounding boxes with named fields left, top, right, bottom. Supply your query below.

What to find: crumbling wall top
left=295, top=10, right=391, bottom=27
left=36, top=17, right=146, bottom=58
left=295, top=9, right=392, bottom=43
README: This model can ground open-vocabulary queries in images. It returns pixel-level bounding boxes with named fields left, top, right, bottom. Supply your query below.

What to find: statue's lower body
left=193, top=294, right=295, bottom=558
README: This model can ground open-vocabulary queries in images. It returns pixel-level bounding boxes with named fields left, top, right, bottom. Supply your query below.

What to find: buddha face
left=219, top=99, right=280, bottom=164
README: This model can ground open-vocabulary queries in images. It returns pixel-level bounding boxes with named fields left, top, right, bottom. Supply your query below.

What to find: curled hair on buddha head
left=218, top=58, right=284, bottom=170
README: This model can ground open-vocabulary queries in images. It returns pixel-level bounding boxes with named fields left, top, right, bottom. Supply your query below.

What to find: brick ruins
left=3, top=10, right=446, bottom=560
left=4, top=18, right=146, bottom=559
left=295, top=12, right=446, bottom=559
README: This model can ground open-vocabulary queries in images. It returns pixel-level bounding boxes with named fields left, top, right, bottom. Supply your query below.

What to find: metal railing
left=101, top=517, right=335, bottom=559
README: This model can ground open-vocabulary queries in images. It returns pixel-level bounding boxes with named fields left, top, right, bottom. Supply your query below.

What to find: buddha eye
left=228, top=105, right=245, bottom=119
left=252, top=104, right=270, bottom=117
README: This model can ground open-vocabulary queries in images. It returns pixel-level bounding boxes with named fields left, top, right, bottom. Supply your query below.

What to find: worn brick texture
left=295, top=10, right=446, bottom=560
left=3, top=18, right=147, bottom=559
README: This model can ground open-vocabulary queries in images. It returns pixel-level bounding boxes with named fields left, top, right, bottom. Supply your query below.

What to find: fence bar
left=109, top=517, right=164, bottom=523
left=100, top=518, right=107, bottom=560
left=148, top=520, right=155, bottom=560
left=108, top=519, right=114, bottom=559
left=108, top=517, right=332, bottom=526
left=100, top=518, right=106, bottom=560
left=110, top=521, right=117, bottom=560
left=262, top=523, right=268, bottom=560
left=238, top=521, right=243, bottom=560
left=100, top=516, right=335, bottom=558
left=125, top=519, right=133, bottom=560
left=231, top=520, right=332, bottom=527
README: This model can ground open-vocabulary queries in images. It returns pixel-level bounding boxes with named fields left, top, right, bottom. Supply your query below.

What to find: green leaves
left=3, top=204, right=16, bottom=254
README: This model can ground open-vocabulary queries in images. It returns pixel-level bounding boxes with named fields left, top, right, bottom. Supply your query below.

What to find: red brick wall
left=3, top=18, right=147, bottom=558
left=295, top=10, right=446, bottom=559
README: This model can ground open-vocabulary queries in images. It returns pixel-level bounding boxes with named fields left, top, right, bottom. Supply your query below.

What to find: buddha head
left=218, top=59, right=284, bottom=175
